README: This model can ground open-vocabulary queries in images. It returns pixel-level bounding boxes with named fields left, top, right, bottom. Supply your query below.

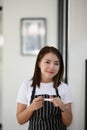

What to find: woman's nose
left=50, top=64, right=54, bottom=69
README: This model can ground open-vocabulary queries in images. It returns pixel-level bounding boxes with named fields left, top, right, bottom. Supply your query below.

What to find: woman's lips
left=47, top=71, right=54, bottom=74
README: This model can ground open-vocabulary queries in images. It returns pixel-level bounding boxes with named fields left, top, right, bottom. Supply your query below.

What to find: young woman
left=16, top=46, right=72, bottom=130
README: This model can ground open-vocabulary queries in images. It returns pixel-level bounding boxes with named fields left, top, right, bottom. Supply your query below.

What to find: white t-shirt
left=16, top=80, right=72, bottom=106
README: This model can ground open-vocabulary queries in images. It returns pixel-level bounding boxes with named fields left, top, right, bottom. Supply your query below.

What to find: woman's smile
left=47, top=70, right=55, bottom=74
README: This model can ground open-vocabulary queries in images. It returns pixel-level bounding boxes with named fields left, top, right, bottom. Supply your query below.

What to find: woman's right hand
left=29, top=96, right=43, bottom=111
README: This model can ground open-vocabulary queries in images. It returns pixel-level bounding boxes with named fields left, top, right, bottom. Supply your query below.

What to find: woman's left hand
left=50, top=96, right=67, bottom=112
left=50, top=96, right=64, bottom=109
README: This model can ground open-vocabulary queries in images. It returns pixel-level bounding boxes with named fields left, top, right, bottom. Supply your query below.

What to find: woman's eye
left=46, top=61, right=50, bottom=64
left=54, top=63, right=60, bottom=65
left=55, top=63, right=58, bottom=65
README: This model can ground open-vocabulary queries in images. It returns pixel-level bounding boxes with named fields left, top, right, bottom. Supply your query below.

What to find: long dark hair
left=31, top=46, right=64, bottom=88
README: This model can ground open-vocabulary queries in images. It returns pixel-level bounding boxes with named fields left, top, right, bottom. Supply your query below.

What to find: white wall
left=0, top=0, right=2, bottom=6
left=68, top=0, right=87, bottom=130
left=2, top=0, right=57, bottom=130
left=0, top=0, right=3, bottom=124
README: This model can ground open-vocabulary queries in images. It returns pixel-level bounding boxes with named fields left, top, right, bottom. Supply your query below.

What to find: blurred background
left=0, top=0, right=87, bottom=130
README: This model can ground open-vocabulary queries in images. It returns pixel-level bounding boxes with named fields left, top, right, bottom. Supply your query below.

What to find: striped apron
left=28, top=87, right=67, bottom=130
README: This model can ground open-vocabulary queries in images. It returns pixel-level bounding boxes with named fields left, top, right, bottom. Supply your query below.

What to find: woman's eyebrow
left=45, top=59, right=60, bottom=62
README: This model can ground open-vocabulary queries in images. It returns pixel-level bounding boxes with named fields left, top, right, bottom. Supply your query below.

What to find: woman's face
left=39, top=52, right=60, bottom=83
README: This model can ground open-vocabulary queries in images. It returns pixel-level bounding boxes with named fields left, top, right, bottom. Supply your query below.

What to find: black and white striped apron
left=28, top=86, right=67, bottom=130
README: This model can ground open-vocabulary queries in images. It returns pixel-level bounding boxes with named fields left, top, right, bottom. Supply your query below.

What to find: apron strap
left=30, top=86, right=36, bottom=104
left=55, top=88, right=61, bottom=98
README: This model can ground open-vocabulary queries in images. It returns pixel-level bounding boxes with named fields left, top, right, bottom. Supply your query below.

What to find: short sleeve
left=59, top=82, right=72, bottom=104
left=63, top=85, right=72, bottom=104
left=16, top=81, right=28, bottom=105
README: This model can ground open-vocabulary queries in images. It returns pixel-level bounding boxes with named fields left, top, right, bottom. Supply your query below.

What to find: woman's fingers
left=49, top=96, right=62, bottom=107
left=31, top=96, right=44, bottom=110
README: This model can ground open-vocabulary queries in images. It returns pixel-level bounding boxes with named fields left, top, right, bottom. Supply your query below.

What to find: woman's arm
left=16, top=96, right=43, bottom=125
left=60, top=103, right=72, bottom=126
left=50, top=97, right=72, bottom=126
left=16, top=103, right=34, bottom=124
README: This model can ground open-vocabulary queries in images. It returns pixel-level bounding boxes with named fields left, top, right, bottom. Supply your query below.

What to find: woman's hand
left=50, top=96, right=63, bottom=109
left=30, top=96, right=44, bottom=111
